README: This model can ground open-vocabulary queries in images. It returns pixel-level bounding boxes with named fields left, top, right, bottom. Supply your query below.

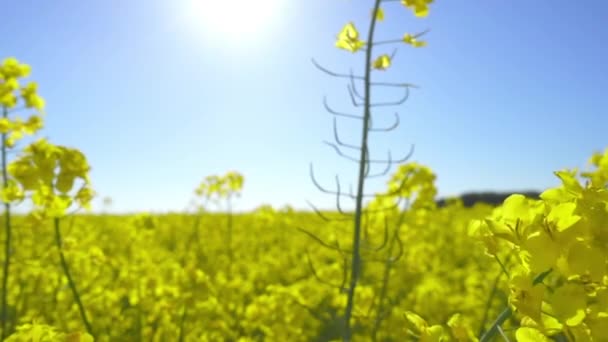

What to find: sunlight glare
left=185, top=0, right=281, bottom=45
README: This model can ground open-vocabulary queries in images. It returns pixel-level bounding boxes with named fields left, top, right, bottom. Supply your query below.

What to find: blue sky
left=2, top=0, right=608, bottom=213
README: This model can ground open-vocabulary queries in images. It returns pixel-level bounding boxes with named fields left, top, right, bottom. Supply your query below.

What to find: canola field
left=1, top=157, right=608, bottom=341
left=2, top=1, right=608, bottom=341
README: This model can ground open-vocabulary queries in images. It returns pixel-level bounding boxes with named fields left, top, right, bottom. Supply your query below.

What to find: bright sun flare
left=186, top=0, right=281, bottom=43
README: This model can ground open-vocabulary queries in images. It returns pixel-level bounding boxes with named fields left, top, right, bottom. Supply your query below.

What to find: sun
left=184, top=0, right=282, bottom=45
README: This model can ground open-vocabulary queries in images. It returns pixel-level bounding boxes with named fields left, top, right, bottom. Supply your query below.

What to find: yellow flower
left=373, top=7, right=385, bottom=22
left=447, top=314, right=478, bottom=342
left=24, top=115, right=44, bottom=134
left=21, top=82, right=45, bottom=110
left=0, top=57, right=31, bottom=79
left=515, top=327, right=552, bottom=342
left=1, top=180, right=24, bottom=203
left=7, top=131, right=22, bottom=148
left=403, top=33, right=427, bottom=47
left=373, top=54, right=391, bottom=70
left=225, top=171, right=244, bottom=193
left=404, top=311, right=445, bottom=341
left=401, top=0, right=433, bottom=18
left=548, top=283, right=587, bottom=327
left=0, top=118, right=10, bottom=134
left=336, top=22, right=365, bottom=53
left=509, top=269, right=545, bottom=322
left=0, top=91, right=17, bottom=108
left=75, top=185, right=95, bottom=210
left=1, top=77, right=19, bottom=92
left=0, top=78, right=19, bottom=108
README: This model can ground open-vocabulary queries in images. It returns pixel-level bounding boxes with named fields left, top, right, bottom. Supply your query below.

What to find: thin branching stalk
left=371, top=206, right=409, bottom=341
left=1, top=105, right=12, bottom=340
left=343, top=1, right=382, bottom=340
left=54, top=217, right=95, bottom=338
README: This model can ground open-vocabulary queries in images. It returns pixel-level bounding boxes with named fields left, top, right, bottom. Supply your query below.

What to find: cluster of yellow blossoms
left=1, top=58, right=94, bottom=220
left=194, top=171, right=244, bottom=202
left=470, top=149, right=608, bottom=340
left=0, top=58, right=45, bottom=147
left=1, top=57, right=94, bottom=340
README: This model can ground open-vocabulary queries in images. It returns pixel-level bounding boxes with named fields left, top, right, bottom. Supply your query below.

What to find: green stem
left=137, top=277, right=143, bottom=342
left=480, top=307, right=512, bottom=342
left=477, top=270, right=503, bottom=337
left=478, top=252, right=514, bottom=336
left=226, top=196, right=233, bottom=280
left=343, top=1, right=382, bottom=341
left=371, top=207, right=408, bottom=341
left=178, top=306, right=187, bottom=342
left=1, top=105, right=12, bottom=340
left=190, top=200, right=208, bottom=264
left=494, top=255, right=510, bottom=278
left=54, top=218, right=95, bottom=338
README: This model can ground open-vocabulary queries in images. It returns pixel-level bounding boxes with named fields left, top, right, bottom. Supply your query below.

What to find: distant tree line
left=436, top=191, right=541, bottom=208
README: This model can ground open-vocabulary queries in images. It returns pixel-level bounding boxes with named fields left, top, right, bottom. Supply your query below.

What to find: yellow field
left=2, top=151, right=607, bottom=341
left=2, top=200, right=498, bottom=341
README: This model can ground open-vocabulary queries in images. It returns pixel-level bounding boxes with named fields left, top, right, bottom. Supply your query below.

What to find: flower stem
left=1, top=105, right=13, bottom=340
left=54, top=217, right=95, bottom=338
left=343, top=1, right=382, bottom=340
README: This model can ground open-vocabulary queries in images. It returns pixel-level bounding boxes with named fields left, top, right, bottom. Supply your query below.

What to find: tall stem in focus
left=343, top=1, right=382, bottom=340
